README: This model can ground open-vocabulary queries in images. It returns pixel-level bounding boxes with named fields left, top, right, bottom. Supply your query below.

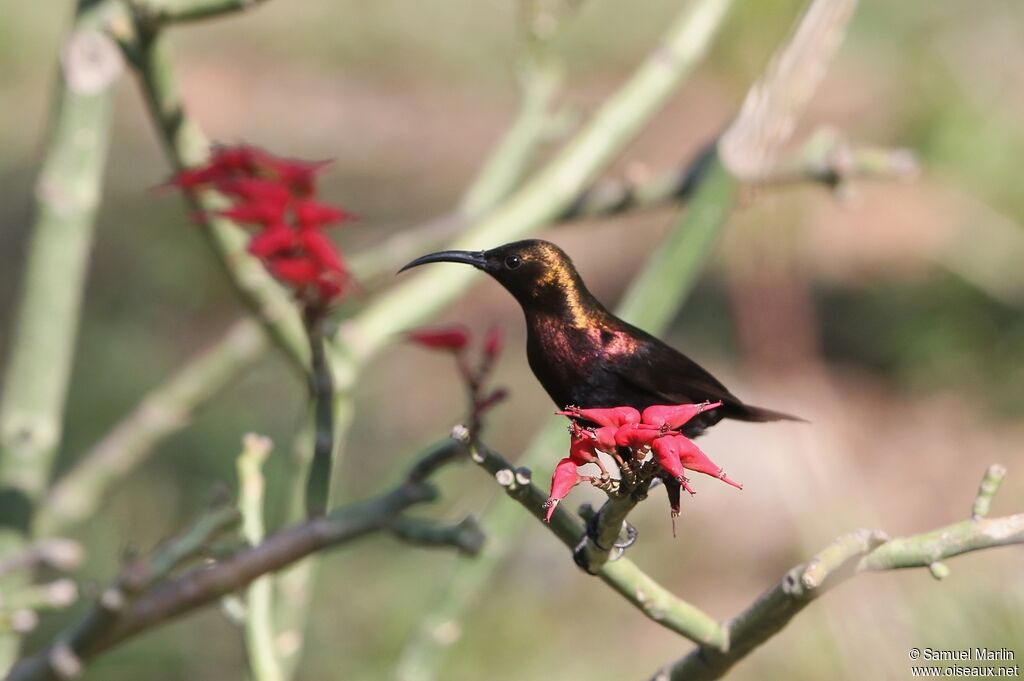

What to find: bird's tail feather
left=731, top=403, right=807, bottom=424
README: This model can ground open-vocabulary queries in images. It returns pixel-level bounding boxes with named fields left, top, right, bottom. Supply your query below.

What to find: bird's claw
left=613, top=521, right=639, bottom=551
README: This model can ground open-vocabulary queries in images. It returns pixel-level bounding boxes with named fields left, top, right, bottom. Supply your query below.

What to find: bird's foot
left=586, top=474, right=619, bottom=494
left=613, top=521, right=639, bottom=551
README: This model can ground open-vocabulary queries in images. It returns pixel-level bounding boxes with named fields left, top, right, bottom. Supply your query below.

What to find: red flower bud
left=220, top=201, right=286, bottom=226
left=483, top=325, right=503, bottom=359
left=293, top=199, right=351, bottom=228
left=266, top=158, right=331, bottom=196
left=544, top=457, right=580, bottom=523
left=557, top=406, right=641, bottom=428
left=299, top=231, right=344, bottom=271
left=568, top=424, right=601, bottom=466
left=215, top=177, right=292, bottom=207
left=614, top=423, right=662, bottom=450
left=168, top=166, right=222, bottom=189
left=210, top=145, right=262, bottom=173
left=268, top=257, right=321, bottom=285
left=407, top=325, right=471, bottom=352
left=248, top=226, right=299, bottom=258
left=476, top=388, right=509, bottom=414
left=650, top=434, right=688, bottom=483
left=592, top=425, right=618, bottom=452
left=658, top=433, right=742, bottom=489
left=641, top=401, right=723, bottom=430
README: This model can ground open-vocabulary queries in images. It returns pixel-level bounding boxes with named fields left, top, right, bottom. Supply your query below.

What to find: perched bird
left=400, top=239, right=801, bottom=436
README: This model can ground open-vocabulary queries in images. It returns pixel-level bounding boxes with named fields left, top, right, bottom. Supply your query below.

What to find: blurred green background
left=1, top=1, right=1023, bottom=679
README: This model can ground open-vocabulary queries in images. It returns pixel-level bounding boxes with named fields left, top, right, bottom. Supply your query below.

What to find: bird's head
left=399, top=239, right=587, bottom=310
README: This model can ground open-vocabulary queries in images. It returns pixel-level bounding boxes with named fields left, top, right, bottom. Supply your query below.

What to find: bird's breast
left=525, top=317, right=637, bottom=408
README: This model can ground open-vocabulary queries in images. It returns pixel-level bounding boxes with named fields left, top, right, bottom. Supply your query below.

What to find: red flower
left=294, top=199, right=351, bottom=228
left=407, top=325, right=471, bottom=352
left=248, top=226, right=298, bottom=258
left=641, top=401, right=722, bottom=429
left=544, top=457, right=580, bottom=522
left=567, top=422, right=602, bottom=466
left=483, top=325, right=503, bottom=360
left=551, top=401, right=742, bottom=523
left=300, top=231, right=344, bottom=270
left=220, top=202, right=286, bottom=226
left=215, top=177, right=292, bottom=208
left=268, top=257, right=321, bottom=285
left=557, top=405, right=641, bottom=428
left=169, top=145, right=355, bottom=309
left=613, top=422, right=662, bottom=450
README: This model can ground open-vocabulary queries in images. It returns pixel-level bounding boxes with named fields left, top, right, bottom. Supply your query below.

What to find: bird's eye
left=504, top=255, right=522, bottom=270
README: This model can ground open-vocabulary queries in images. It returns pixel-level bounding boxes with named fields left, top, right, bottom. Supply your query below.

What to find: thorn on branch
left=972, top=464, right=1007, bottom=520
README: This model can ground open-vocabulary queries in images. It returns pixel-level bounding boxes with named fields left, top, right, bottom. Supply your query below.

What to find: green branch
left=651, top=465, right=1023, bottom=681
left=6, top=504, right=240, bottom=681
left=0, top=0, right=126, bottom=668
left=132, top=0, right=271, bottom=28
left=236, top=435, right=284, bottom=681
left=7, top=438, right=476, bottom=681
left=463, top=434, right=727, bottom=648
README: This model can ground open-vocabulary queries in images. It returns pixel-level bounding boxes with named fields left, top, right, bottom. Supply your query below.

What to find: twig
left=719, top=0, right=858, bottom=179
left=971, top=463, right=1006, bottom=520
left=389, top=516, right=485, bottom=557
left=651, top=464, right=1023, bottom=681
left=303, top=313, right=335, bottom=518
left=6, top=504, right=239, bottom=681
left=132, top=0, right=271, bottom=28
left=7, top=441, right=475, bottom=681
left=236, top=435, right=284, bottom=681
left=36, top=319, right=267, bottom=535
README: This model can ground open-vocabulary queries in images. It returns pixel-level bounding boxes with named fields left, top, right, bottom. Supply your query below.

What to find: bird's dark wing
left=608, top=323, right=804, bottom=426
left=611, top=332, right=742, bottom=407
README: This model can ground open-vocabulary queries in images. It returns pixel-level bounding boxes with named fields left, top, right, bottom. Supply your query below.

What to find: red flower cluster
left=171, top=145, right=354, bottom=307
left=544, top=402, right=742, bottom=522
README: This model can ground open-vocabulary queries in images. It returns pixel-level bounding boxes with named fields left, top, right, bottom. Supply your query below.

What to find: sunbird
left=400, top=239, right=801, bottom=436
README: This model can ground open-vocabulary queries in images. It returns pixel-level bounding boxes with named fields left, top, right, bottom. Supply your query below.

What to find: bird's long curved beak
left=398, top=249, right=487, bottom=273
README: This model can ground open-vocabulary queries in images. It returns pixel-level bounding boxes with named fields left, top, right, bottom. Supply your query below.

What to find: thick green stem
left=134, top=0, right=271, bottom=28
left=236, top=435, right=285, bottom=681
left=652, top=467, right=1024, bottom=681
left=0, top=1, right=123, bottom=668
left=458, top=56, right=563, bottom=216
